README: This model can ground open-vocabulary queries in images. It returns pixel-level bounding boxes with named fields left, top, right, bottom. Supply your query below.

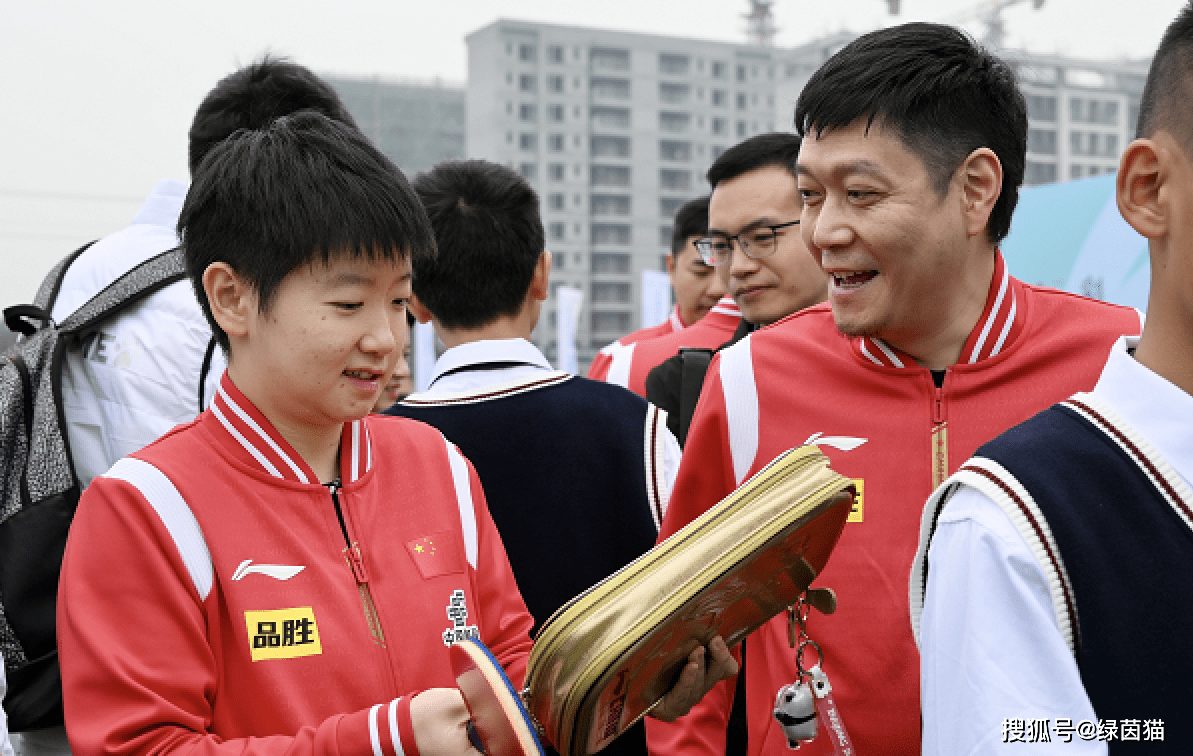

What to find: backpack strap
left=32, top=241, right=97, bottom=313
left=57, top=247, right=186, bottom=335
left=676, top=347, right=714, bottom=446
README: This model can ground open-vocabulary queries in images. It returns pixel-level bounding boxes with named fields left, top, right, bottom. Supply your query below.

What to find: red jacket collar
left=855, top=251, right=1024, bottom=370
left=205, top=372, right=374, bottom=484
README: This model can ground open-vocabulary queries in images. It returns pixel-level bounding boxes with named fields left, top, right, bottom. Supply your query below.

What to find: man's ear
left=529, top=250, right=552, bottom=302
left=408, top=293, right=434, bottom=324
left=202, top=262, right=252, bottom=340
left=959, top=147, right=1003, bottom=238
left=1117, top=137, right=1167, bottom=241
left=665, top=252, right=677, bottom=276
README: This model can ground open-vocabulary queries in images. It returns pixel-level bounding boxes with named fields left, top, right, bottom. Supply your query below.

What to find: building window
left=660, top=225, right=673, bottom=246
left=591, top=253, right=632, bottom=273
left=712, top=61, right=727, bottom=78
left=519, top=133, right=538, bottom=150
left=591, top=194, right=632, bottom=216
left=1104, top=134, right=1119, bottom=157
left=659, top=111, right=691, bottom=133
left=591, top=106, right=631, bottom=129
left=549, top=222, right=566, bottom=240
left=548, top=134, right=565, bottom=152
left=547, top=104, right=565, bottom=122
left=659, top=82, right=690, bottom=104
left=1026, top=94, right=1057, bottom=121
left=591, top=223, right=632, bottom=245
left=591, top=77, right=631, bottom=99
left=591, top=135, right=631, bottom=158
left=659, top=53, right=690, bottom=75
left=1024, top=161, right=1058, bottom=185
left=1070, top=164, right=1084, bottom=179
left=592, top=282, right=632, bottom=303
left=553, top=252, right=565, bottom=270
left=711, top=145, right=726, bottom=160
left=519, top=44, right=537, bottom=62
left=736, top=92, right=748, bottom=110
left=506, top=131, right=513, bottom=144
left=548, top=74, right=564, bottom=93
left=660, top=197, right=685, bottom=218
left=1027, top=128, right=1057, bottom=155
left=736, top=64, right=747, bottom=82
left=520, top=163, right=537, bottom=180
left=660, top=169, right=691, bottom=191
left=736, top=121, right=748, bottom=138
left=548, top=163, right=566, bottom=181
left=712, top=89, right=728, bottom=107
left=591, top=311, right=632, bottom=334
left=549, top=193, right=566, bottom=210
left=548, top=45, right=564, bottom=64
left=712, top=117, right=728, bottom=136
left=660, top=140, right=691, bottom=161
left=519, top=104, right=537, bottom=122
left=591, top=164, right=631, bottom=187
left=519, top=74, right=536, bottom=92
left=590, top=47, right=631, bottom=71
left=573, top=134, right=582, bottom=148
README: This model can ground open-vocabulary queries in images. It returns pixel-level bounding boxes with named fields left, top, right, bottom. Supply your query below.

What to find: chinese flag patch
left=406, top=531, right=465, bottom=579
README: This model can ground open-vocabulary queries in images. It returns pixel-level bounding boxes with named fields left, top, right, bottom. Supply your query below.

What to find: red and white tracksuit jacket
left=588, top=298, right=742, bottom=396
left=587, top=305, right=686, bottom=384
left=58, top=374, right=534, bottom=756
left=648, top=255, right=1143, bottom=756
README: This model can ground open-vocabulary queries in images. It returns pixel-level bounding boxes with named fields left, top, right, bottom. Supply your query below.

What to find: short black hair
left=188, top=54, right=357, bottom=175
left=1137, top=2, right=1193, bottom=147
left=411, top=160, right=545, bottom=330
left=794, top=22, right=1026, bottom=243
left=707, top=132, right=801, bottom=189
left=671, top=195, right=710, bottom=258
left=179, top=111, right=436, bottom=353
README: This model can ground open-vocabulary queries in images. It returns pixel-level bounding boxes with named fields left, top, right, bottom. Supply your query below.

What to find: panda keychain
left=772, top=599, right=855, bottom=754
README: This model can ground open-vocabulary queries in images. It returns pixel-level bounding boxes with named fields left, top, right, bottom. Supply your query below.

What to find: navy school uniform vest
left=975, top=398, right=1193, bottom=752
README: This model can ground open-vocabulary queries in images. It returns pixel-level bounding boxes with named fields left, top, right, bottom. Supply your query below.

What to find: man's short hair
left=188, top=55, right=357, bottom=175
left=794, top=22, right=1026, bottom=243
left=1137, top=2, right=1193, bottom=147
left=178, top=111, right=435, bottom=353
left=411, top=160, right=545, bottom=330
left=707, top=132, right=801, bottom=189
left=671, top=195, right=710, bottom=257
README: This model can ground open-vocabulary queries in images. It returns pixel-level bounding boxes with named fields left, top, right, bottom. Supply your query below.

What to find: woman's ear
left=202, top=262, right=253, bottom=340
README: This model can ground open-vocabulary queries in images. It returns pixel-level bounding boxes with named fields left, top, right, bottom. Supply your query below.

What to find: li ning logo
left=442, top=589, right=480, bottom=647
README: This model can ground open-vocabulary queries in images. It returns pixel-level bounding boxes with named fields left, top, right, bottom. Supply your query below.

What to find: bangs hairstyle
left=671, top=195, right=710, bottom=258
left=411, top=160, right=545, bottom=330
left=1136, top=2, right=1193, bottom=146
left=179, top=110, right=436, bottom=353
left=794, top=22, right=1026, bottom=243
left=706, top=132, right=801, bottom=189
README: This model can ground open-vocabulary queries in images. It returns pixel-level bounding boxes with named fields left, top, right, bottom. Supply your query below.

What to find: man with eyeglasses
left=649, top=24, right=1143, bottom=756
left=643, top=134, right=827, bottom=444
left=597, top=134, right=825, bottom=399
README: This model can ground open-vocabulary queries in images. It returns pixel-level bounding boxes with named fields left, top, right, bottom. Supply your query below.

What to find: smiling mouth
left=831, top=271, right=877, bottom=289
left=343, top=369, right=381, bottom=382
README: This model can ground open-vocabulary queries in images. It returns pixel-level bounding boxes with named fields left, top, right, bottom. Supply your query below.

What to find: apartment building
left=466, top=20, right=782, bottom=368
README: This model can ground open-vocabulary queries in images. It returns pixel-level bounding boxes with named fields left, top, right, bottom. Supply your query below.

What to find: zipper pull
left=932, top=386, right=945, bottom=425
left=345, top=544, right=369, bottom=584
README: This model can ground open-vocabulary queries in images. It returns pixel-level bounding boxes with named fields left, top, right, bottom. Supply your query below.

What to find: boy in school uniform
left=57, top=111, right=731, bottom=756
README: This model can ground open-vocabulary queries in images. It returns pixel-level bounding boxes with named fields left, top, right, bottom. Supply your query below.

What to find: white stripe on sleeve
left=445, top=440, right=479, bottom=569
left=719, top=337, right=759, bottom=486
left=104, top=458, right=214, bottom=602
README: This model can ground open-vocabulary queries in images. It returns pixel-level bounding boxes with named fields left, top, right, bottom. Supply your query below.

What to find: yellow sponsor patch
left=245, top=607, right=323, bottom=661
left=847, top=479, right=865, bottom=523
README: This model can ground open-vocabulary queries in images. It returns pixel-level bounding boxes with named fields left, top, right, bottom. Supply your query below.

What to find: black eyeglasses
left=694, top=220, right=800, bottom=266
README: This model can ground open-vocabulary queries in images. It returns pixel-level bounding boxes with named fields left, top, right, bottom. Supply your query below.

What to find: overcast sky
left=1, top=0, right=1185, bottom=306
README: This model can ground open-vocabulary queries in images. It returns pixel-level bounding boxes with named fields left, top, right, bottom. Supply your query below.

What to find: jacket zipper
left=327, top=481, right=387, bottom=647
left=930, top=382, right=949, bottom=490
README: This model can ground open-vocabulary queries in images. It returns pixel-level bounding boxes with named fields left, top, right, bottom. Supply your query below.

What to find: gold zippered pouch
left=521, top=445, right=856, bottom=756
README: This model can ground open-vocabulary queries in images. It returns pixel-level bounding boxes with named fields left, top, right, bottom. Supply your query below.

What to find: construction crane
left=744, top=0, right=779, bottom=47
left=885, top=0, right=1046, bottom=50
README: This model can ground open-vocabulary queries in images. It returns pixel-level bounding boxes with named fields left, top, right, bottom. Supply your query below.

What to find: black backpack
left=0, top=243, right=190, bottom=731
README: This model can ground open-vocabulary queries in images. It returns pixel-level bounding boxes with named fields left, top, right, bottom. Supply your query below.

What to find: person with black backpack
left=0, top=55, right=360, bottom=756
